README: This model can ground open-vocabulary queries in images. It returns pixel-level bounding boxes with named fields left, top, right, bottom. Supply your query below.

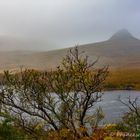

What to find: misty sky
left=0, top=0, right=140, bottom=51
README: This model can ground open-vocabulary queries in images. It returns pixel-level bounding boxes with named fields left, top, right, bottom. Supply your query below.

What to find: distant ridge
left=0, top=29, right=139, bottom=71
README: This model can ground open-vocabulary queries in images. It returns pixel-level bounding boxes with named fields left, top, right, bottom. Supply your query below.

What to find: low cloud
left=0, top=0, right=139, bottom=50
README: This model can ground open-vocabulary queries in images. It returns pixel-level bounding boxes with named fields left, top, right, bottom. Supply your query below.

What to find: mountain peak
left=109, top=29, right=135, bottom=41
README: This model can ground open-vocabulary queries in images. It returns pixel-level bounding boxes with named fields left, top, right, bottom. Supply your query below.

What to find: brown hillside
left=0, top=29, right=139, bottom=71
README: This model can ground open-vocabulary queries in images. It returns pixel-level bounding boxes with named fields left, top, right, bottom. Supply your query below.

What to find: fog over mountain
left=0, top=1, right=139, bottom=70
left=0, top=0, right=140, bottom=50
left=0, top=29, right=139, bottom=71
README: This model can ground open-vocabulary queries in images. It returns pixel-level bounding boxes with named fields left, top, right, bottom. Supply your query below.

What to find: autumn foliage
left=0, top=47, right=138, bottom=140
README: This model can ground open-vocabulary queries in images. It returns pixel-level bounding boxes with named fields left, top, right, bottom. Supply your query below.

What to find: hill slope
left=0, top=29, right=140, bottom=70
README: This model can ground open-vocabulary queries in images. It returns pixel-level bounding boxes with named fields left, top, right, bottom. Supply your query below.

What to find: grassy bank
left=105, top=68, right=140, bottom=90
left=0, top=68, right=140, bottom=90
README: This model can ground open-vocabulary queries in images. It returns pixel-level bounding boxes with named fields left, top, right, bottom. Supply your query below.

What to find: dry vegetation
left=0, top=48, right=140, bottom=140
left=105, top=68, right=140, bottom=90
left=0, top=68, right=140, bottom=90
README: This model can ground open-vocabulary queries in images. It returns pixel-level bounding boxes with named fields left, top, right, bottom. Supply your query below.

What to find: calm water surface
left=95, top=90, right=140, bottom=124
